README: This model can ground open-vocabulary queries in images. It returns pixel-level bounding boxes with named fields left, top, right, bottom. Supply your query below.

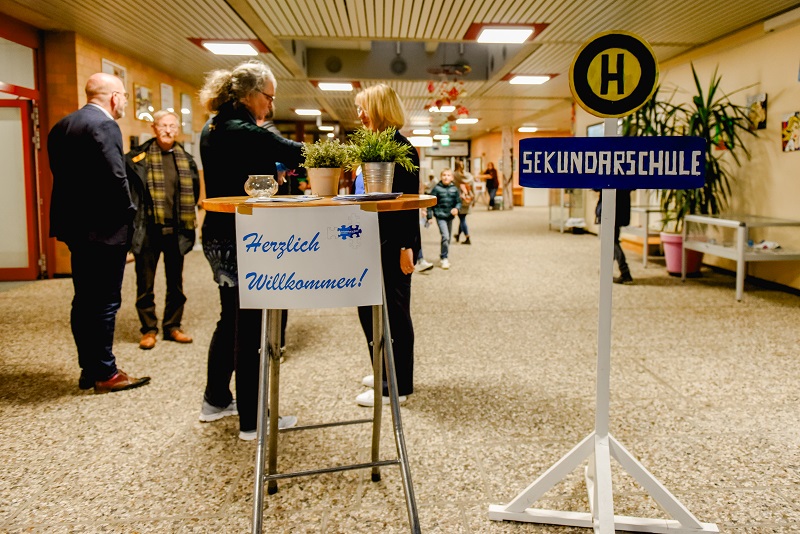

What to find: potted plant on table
left=623, top=64, right=755, bottom=274
left=301, top=138, right=354, bottom=196
left=348, top=126, right=417, bottom=193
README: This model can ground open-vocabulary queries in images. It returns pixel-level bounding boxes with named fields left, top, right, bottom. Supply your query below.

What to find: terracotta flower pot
left=305, top=167, right=342, bottom=196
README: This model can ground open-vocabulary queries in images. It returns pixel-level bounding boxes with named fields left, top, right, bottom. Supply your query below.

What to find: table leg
left=681, top=222, right=687, bottom=281
left=380, top=289, right=421, bottom=533
left=643, top=210, right=650, bottom=268
left=370, top=304, right=383, bottom=482
left=266, top=309, right=282, bottom=495
left=251, top=309, right=271, bottom=533
left=736, top=226, right=746, bottom=301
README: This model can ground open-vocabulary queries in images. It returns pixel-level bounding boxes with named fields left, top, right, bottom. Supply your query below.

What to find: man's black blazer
left=48, top=104, right=136, bottom=246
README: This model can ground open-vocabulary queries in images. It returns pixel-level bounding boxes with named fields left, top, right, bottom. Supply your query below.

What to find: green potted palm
left=623, top=64, right=755, bottom=274
left=348, top=127, right=417, bottom=193
left=301, top=138, right=354, bottom=195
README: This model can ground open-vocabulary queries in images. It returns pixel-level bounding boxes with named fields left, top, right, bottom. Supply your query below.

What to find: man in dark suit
left=49, top=72, right=151, bottom=393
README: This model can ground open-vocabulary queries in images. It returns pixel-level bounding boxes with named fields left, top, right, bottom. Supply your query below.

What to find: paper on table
left=245, top=195, right=322, bottom=203
left=333, top=192, right=403, bottom=201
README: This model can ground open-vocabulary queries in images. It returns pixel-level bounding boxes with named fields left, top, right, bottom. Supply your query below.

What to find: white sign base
left=488, top=431, right=719, bottom=533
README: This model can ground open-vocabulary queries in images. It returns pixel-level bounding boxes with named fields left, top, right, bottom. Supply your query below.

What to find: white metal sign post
left=488, top=31, right=718, bottom=533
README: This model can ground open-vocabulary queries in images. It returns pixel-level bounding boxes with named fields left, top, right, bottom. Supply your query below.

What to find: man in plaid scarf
left=126, top=110, right=200, bottom=350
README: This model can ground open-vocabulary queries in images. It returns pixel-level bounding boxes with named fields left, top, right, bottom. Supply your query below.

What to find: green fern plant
left=300, top=139, right=354, bottom=169
left=623, top=64, right=755, bottom=233
left=348, top=127, right=417, bottom=172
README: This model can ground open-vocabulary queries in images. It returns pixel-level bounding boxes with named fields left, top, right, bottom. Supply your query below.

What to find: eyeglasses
left=112, top=91, right=129, bottom=99
left=260, top=91, right=275, bottom=102
left=155, top=124, right=179, bottom=131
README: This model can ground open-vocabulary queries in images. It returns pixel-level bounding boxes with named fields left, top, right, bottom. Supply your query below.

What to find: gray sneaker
left=199, top=399, right=238, bottom=422
left=239, top=415, right=298, bottom=440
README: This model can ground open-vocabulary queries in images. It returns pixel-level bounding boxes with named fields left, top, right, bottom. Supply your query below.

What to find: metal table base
left=251, top=292, right=420, bottom=533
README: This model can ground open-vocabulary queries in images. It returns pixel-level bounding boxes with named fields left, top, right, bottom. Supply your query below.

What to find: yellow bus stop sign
left=569, top=30, right=658, bottom=118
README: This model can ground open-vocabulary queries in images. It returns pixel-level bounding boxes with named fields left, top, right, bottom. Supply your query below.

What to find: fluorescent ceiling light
left=202, top=41, right=258, bottom=56
left=518, top=126, right=538, bottom=133
left=318, top=125, right=334, bottom=131
left=326, top=132, right=335, bottom=138
left=477, top=27, right=533, bottom=44
left=413, top=129, right=431, bottom=135
left=295, top=109, right=321, bottom=116
left=317, top=82, right=353, bottom=91
left=429, top=105, right=456, bottom=113
left=509, top=75, right=551, bottom=85
left=456, top=118, right=479, bottom=124
left=409, top=136, right=434, bottom=147
left=433, top=134, right=450, bottom=140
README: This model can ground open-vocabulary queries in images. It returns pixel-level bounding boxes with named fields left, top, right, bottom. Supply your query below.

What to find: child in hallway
left=426, top=168, right=461, bottom=269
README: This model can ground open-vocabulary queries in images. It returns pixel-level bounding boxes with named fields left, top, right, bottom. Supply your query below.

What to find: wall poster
left=101, top=59, right=127, bottom=91
left=160, top=83, right=174, bottom=113
left=781, top=112, right=800, bottom=152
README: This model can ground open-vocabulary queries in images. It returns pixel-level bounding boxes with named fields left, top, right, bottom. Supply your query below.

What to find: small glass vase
left=244, top=175, right=278, bottom=199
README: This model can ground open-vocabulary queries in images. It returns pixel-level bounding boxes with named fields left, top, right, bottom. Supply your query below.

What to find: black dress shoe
left=78, top=374, right=93, bottom=390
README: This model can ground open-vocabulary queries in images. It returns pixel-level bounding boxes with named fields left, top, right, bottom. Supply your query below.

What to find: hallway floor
left=1, top=206, right=798, bottom=533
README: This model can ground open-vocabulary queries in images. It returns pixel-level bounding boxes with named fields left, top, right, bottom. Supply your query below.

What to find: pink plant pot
left=660, top=232, right=703, bottom=275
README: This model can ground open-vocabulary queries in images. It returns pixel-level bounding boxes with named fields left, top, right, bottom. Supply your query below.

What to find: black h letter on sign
left=600, top=53, right=624, bottom=95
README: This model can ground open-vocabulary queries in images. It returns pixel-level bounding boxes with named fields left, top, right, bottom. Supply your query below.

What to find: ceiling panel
left=3, top=0, right=799, bottom=139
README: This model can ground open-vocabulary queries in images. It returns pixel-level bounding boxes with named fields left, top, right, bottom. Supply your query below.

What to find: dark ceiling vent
left=325, top=56, right=342, bottom=73
left=390, top=57, right=407, bottom=74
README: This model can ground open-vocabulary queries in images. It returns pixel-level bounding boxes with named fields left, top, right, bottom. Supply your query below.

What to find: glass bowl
left=244, top=174, right=278, bottom=198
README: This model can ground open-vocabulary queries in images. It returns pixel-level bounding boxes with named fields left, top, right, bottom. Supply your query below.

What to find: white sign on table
left=235, top=205, right=381, bottom=309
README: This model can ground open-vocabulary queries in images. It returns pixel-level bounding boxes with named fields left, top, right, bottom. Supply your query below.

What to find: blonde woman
left=354, top=84, right=420, bottom=407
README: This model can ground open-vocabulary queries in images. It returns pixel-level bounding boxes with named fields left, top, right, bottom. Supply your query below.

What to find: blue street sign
left=519, top=136, right=706, bottom=189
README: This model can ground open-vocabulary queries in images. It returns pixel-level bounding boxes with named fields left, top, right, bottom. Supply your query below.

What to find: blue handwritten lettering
left=244, top=268, right=369, bottom=292
left=241, top=231, right=321, bottom=259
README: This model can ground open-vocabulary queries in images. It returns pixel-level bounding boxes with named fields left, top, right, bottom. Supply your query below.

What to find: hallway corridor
left=1, top=206, right=798, bottom=533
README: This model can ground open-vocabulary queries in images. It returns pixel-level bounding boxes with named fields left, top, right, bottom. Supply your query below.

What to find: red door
left=0, top=99, right=39, bottom=280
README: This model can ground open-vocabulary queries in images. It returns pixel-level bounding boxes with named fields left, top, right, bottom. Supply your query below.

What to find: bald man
left=49, top=72, right=151, bottom=393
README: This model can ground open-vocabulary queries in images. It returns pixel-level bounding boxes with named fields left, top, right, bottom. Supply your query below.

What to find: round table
left=201, top=194, right=436, bottom=213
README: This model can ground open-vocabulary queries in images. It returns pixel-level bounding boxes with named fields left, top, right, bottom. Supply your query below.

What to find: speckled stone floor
left=1, top=206, right=798, bottom=533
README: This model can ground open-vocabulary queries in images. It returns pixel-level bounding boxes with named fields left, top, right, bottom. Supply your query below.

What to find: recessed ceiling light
left=477, top=27, right=533, bottom=44
left=433, top=134, right=450, bottom=140
left=429, top=105, right=456, bottom=113
left=409, top=136, right=434, bottom=147
left=295, top=109, right=322, bottom=116
left=202, top=41, right=259, bottom=56
left=518, top=126, right=538, bottom=133
left=318, top=125, right=334, bottom=131
left=317, top=82, right=353, bottom=91
left=412, top=129, right=431, bottom=135
left=464, top=23, right=547, bottom=43
left=509, top=75, right=551, bottom=85
left=189, top=38, right=268, bottom=55
left=456, top=118, right=479, bottom=124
